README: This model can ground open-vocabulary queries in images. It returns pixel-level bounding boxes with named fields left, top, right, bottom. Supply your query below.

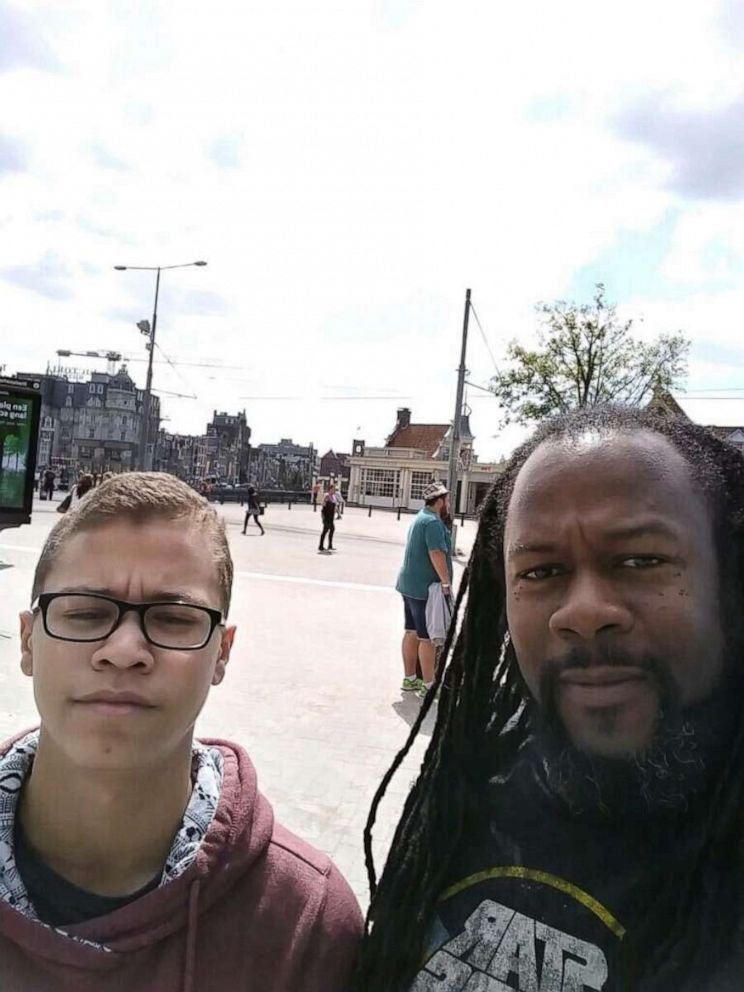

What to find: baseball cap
left=422, top=481, right=449, bottom=501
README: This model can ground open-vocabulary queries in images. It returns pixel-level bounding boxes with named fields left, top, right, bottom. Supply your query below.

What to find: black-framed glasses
left=35, top=593, right=224, bottom=651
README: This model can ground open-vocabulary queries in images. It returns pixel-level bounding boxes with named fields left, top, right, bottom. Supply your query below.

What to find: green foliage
left=3, top=434, right=21, bottom=469
left=490, top=284, right=690, bottom=425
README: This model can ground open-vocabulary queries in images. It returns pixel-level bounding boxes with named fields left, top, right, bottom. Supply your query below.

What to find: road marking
left=0, top=548, right=396, bottom=594
left=235, top=570, right=394, bottom=593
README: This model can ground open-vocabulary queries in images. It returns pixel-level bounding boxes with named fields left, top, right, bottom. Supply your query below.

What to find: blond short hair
left=32, top=472, right=234, bottom=614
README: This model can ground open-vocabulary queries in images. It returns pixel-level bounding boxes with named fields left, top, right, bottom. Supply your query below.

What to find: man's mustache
left=537, top=645, right=680, bottom=718
left=542, top=645, right=660, bottom=676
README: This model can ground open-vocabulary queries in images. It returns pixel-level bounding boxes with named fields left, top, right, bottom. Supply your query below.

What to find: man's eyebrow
left=603, top=520, right=682, bottom=542
left=507, top=541, right=558, bottom=560
left=507, top=520, right=682, bottom=560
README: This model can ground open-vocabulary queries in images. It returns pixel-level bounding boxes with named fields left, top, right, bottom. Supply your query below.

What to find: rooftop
left=386, top=423, right=449, bottom=457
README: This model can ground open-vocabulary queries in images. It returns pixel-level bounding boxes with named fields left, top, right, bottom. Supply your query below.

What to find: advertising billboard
left=0, top=378, right=41, bottom=527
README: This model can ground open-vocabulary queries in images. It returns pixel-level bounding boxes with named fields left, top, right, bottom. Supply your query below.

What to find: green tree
left=489, top=284, right=689, bottom=425
left=4, top=434, right=21, bottom=469
left=0, top=426, right=13, bottom=475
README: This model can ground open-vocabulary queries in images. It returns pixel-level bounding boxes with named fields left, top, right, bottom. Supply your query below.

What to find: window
left=97, top=384, right=104, bottom=395
left=89, top=383, right=96, bottom=393
left=121, top=431, right=126, bottom=441
left=411, top=470, right=434, bottom=501
left=362, top=468, right=400, bottom=499
left=65, top=397, right=72, bottom=407
left=43, top=416, right=52, bottom=428
left=88, top=430, right=95, bottom=439
left=68, top=384, right=74, bottom=394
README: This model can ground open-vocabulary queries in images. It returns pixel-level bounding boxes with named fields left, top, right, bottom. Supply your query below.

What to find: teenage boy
left=0, top=473, right=361, bottom=991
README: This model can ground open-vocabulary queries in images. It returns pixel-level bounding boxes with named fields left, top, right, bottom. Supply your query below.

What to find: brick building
left=317, top=449, right=351, bottom=495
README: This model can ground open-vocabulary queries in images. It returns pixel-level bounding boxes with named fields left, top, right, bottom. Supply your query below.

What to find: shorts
left=403, top=595, right=429, bottom=640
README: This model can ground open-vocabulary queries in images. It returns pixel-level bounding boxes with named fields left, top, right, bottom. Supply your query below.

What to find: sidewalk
left=222, top=500, right=478, bottom=559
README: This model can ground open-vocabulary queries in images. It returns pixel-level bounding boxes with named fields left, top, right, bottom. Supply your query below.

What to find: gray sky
left=3, top=0, right=744, bottom=460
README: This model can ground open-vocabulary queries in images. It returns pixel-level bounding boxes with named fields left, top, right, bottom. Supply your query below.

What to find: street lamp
left=114, top=261, right=207, bottom=470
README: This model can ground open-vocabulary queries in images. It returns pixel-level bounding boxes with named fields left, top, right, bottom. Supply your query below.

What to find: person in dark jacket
left=241, top=485, right=265, bottom=536
left=318, top=484, right=338, bottom=554
left=356, top=404, right=744, bottom=992
left=2, top=472, right=361, bottom=991
left=42, top=468, right=55, bottom=502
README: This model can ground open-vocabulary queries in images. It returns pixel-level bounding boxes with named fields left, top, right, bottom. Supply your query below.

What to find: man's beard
left=524, top=646, right=736, bottom=821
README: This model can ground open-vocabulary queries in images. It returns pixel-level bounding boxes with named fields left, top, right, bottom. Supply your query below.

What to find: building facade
left=348, top=407, right=503, bottom=512
left=253, top=439, right=315, bottom=490
left=15, top=367, right=159, bottom=476
left=155, top=410, right=251, bottom=483
left=203, top=411, right=251, bottom=482
left=317, top=449, right=351, bottom=495
left=154, top=431, right=200, bottom=480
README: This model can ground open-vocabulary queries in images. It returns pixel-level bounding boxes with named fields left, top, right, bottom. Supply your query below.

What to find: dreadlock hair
left=352, top=403, right=744, bottom=992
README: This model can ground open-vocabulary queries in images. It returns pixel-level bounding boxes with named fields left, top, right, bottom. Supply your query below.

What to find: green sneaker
left=402, top=676, right=421, bottom=692
left=416, top=681, right=432, bottom=700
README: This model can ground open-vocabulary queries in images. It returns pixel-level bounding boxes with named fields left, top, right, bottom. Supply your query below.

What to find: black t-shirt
left=14, top=819, right=160, bottom=927
left=409, top=751, right=719, bottom=991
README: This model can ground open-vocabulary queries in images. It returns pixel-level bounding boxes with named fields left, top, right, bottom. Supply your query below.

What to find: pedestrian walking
left=312, top=480, right=321, bottom=512
left=42, top=467, right=55, bottom=502
left=2, top=472, right=361, bottom=990
left=335, top=487, right=345, bottom=519
left=394, top=481, right=452, bottom=699
left=318, top=483, right=338, bottom=553
left=56, top=473, right=95, bottom=515
left=242, top=485, right=265, bottom=535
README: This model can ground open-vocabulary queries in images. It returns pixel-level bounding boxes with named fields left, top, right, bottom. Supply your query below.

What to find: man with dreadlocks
left=354, top=404, right=744, bottom=992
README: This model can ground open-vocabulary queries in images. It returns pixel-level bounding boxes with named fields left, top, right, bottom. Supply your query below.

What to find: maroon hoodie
left=0, top=736, right=363, bottom=991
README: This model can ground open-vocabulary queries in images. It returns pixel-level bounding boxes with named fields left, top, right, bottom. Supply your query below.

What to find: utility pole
left=447, top=288, right=471, bottom=512
left=115, top=260, right=206, bottom=472
left=138, top=267, right=161, bottom=471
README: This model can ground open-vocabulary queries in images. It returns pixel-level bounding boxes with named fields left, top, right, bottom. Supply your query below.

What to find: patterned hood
left=0, top=729, right=275, bottom=991
left=0, top=729, right=223, bottom=949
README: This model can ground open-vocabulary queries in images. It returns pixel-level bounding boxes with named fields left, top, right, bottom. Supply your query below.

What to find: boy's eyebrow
left=53, top=585, right=208, bottom=605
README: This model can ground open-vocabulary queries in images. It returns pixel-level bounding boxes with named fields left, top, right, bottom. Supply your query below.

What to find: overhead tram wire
left=463, top=380, right=496, bottom=394
left=125, top=357, right=252, bottom=370
left=153, top=342, right=199, bottom=400
left=237, top=394, right=413, bottom=401
left=468, top=300, right=501, bottom=376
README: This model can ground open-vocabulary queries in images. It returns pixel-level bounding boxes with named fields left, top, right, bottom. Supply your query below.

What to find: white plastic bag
left=425, top=581, right=454, bottom=645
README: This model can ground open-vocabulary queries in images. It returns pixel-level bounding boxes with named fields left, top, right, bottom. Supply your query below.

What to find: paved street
left=0, top=496, right=475, bottom=909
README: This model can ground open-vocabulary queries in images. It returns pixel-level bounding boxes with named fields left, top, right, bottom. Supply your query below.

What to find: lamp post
left=114, top=261, right=207, bottom=470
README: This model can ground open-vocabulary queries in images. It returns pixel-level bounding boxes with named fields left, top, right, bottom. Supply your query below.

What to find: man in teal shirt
left=395, top=482, right=453, bottom=699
